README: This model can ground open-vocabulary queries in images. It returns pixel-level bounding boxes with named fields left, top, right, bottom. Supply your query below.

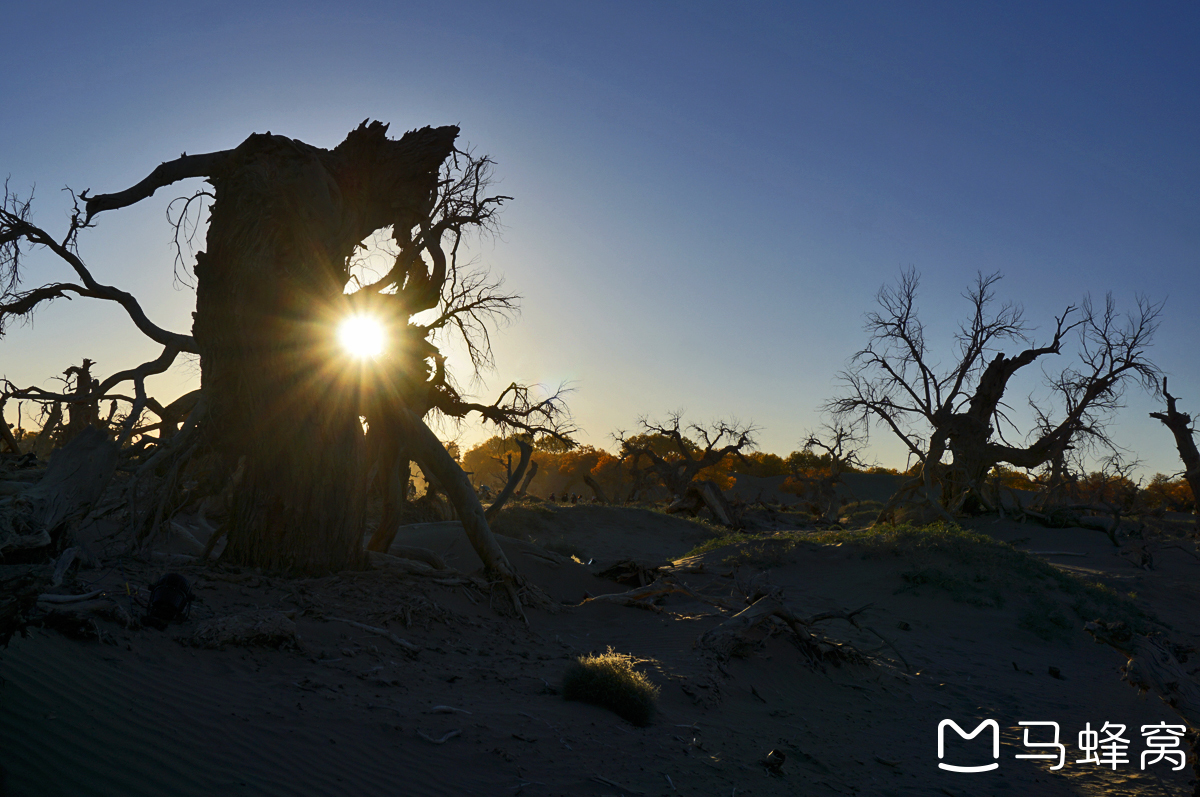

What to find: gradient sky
left=4, top=1, right=1198, bottom=477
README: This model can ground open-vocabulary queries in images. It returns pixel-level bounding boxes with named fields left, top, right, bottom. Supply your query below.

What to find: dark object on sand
left=764, top=749, right=786, bottom=773
left=145, top=573, right=193, bottom=630
left=0, top=565, right=51, bottom=646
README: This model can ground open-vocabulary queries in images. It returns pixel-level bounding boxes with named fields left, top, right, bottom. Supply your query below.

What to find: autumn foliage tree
left=462, top=437, right=622, bottom=502
left=616, top=414, right=755, bottom=525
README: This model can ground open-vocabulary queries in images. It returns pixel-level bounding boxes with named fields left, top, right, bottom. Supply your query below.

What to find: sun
left=337, top=314, right=386, bottom=359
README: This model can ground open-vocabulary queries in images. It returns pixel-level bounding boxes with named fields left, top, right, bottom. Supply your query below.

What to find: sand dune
left=3, top=505, right=1198, bottom=796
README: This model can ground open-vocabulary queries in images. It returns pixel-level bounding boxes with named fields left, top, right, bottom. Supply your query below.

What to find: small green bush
left=562, top=647, right=660, bottom=726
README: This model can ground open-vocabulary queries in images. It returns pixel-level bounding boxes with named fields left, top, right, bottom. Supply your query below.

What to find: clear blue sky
left=3, top=1, right=1198, bottom=477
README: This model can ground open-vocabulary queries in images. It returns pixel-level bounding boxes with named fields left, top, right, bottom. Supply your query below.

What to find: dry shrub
left=562, top=647, right=659, bottom=726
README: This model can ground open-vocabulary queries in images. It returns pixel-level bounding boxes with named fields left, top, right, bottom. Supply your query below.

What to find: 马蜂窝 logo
left=938, top=719, right=1000, bottom=772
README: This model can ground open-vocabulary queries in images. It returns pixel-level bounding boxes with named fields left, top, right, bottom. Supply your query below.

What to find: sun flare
left=337, top=314, right=386, bottom=359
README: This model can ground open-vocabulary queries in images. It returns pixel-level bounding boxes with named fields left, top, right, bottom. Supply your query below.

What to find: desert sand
left=3, top=485, right=1199, bottom=797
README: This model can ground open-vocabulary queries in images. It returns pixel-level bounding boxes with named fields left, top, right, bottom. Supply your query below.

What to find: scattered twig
left=417, top=729, right=461, bottom=744
left=591, top=775, right=644, bottom=795
left=860, top=625, right=911, bottom=672
left=664, top=772, right=676, bottom=790
left=326, top=616, right=419, bottom=655
left=429, top=705, right=472, bottom=715
left=1157, top=544, right=1200, bottom=561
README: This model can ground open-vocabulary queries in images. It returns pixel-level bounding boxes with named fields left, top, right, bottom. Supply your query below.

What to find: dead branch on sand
left=585, top=576, right=909, bottom=671
left=326, top=616, right=419, bottom=656
left=416, top=729, right=461, bottom=744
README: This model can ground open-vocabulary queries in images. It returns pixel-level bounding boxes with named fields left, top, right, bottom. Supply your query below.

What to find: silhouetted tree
left=0, top=123, right=571, bottom=608
left=1149, top=377, right=1200, bottom=517
left=830, top=269, right=1162, bottom=521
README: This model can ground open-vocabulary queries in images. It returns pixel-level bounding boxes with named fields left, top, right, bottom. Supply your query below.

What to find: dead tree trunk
left=57, top=121, right=540, bottom=583
left=32, top=402, right=62, bottom=459
left=191, top=124, right=456, bottom=574
left=485, top=439, right=531, bottom=521
left=1150, top=377, right=1200, bottom=515
left=61, top=359, right=100, bottom=446
left=518, top=459, right=538, bottom=496
left=366, top=453, right=410, bottom=554
left=583, top=474, right=610, bottom=504
left=0, top=397, right=19, bottom=454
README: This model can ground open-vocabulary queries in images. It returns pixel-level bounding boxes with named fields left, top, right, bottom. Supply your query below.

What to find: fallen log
left=2, top=426, right=119, bottom=555
left=666, top=479, right=738, bottom=527
left=37, top=589, right=105, bottom=604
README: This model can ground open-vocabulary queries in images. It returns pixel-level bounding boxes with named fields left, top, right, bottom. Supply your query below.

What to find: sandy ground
left=3, top=500, right=1199, bottom=797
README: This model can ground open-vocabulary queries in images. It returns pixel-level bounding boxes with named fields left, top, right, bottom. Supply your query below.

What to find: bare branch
left=82, top=150, right=230, bottom=221
left=434, top=381, right=576, bottom=446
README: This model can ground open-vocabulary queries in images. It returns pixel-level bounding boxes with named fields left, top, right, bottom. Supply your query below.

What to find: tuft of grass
left=682, top=531, right=757, bottom=559
left=562, top=647, right=660, bottom=726
left=723, top=536, right=808, bottom=569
